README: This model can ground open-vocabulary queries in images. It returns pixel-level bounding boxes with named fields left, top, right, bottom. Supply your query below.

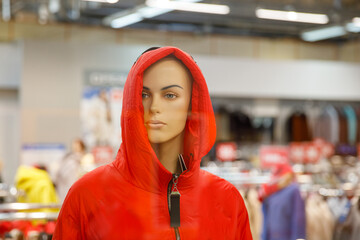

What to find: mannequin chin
left=142, top=56, right=192, bottom=173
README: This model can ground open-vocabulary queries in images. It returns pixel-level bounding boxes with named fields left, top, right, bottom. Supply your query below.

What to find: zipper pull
left=170, top=174, right=180, bottom=228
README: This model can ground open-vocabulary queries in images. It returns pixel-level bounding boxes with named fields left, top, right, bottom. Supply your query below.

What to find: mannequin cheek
left=171, top=115, right=188, bottom=135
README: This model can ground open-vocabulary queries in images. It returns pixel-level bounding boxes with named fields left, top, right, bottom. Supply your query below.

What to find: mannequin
left=53, top=46, right=253, bottom=240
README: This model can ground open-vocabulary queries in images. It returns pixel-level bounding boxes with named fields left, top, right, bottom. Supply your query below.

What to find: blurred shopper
left=258, top=163, right=306, bottom=240
left=54, top=47, right=252, bottom=239
left=55, top=138, right=94, bottom=202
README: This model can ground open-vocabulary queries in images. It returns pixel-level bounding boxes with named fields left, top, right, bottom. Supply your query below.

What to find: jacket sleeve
left=235, top=190, right=253, bottom=240
left=53, top=187, right=82, bottom=240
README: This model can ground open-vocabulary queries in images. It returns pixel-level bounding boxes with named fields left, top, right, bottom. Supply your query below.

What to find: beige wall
left=20, top=41, right=144, bottom=146
left=0, top=89, right=20, bottom=184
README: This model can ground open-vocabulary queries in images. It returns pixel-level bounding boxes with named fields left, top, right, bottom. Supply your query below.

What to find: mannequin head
left=142, top=55, right=192, bottom=145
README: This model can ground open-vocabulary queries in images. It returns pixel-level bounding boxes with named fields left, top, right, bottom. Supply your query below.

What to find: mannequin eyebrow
left=142, top=85, right=183, bottom=90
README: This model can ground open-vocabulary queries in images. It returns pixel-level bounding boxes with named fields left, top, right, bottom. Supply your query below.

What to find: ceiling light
left=83, top=0, right=119, bottom=3
left=346, top=23, right=360, bottom=33
left=346, top=17, right=360, bottom=32
left=110, top=12, right=143, bottom=28
left=137, top=6, right=171, bottom=19
left=301, top=25, right=346, bottom=42
left=104, top=0, right=202, bottom=28
left=145, top=0, right=230, bottom=15
left=2, top=0, right=11, bottom=21
left=256, top=8, right=329, bottom=24
left=353, top=17, right=360, bottom=27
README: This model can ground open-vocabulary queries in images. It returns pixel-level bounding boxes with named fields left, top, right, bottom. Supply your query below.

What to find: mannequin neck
left=151, top=132, right=184, bottom=174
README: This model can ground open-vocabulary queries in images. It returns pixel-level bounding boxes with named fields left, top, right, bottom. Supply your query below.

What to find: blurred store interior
left=1, top=0, right=360, bottom=239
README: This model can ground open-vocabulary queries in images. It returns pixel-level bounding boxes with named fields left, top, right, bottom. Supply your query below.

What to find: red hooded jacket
left=53, top=47, right=252, bottom=240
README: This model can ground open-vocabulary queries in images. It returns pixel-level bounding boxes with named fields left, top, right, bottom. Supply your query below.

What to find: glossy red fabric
left=53, top=47, right=253, bottom=240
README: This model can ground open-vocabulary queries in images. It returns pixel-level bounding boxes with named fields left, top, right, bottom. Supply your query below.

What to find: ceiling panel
left=2, top=0, right=360, bottom=42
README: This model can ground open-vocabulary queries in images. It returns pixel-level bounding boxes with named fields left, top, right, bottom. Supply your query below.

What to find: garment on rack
left=261, top=183, right=306, bottom=240
left=327, top=197, right=351, bottom=221
left=252, top=117, right=275, bottom=144
left=336, top=107, right=349, bottom=144
left=343, top=105, right=357, bottom=145
left=53, top=47, right=252, bottom=240
left=314, top=105, right=339, bottom=144
left=215, top=106, right=231, bottom=142
left=244, top=189, right=262, bottom=240
left=304, top=104, right=322, bottom=141
left=356, top=107, right=360, bottom=143
left=306, top=194, right=334, bottom=240
left=286, top=111, right=311, bottom=142
left=333, top=198, right=360, bottom=240
left=229, top=110, right=254, bottom=142
left=274, top=107, right=293, bottom=144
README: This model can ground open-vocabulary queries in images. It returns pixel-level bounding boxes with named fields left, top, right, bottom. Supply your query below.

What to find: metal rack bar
left=0, top=203, right=61, bottom=212
left=0, top=212, right=59, bottom=221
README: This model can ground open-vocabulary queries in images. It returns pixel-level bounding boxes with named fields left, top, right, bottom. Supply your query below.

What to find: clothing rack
left=201, top=167, right=271, bottom=185
left=0, top=203, right=61, bottom=212
left=0, top=212, right=59, bottom=221
left=0, top=203, right=61, bottom=220
left=0, top=183, right=24, bottom=202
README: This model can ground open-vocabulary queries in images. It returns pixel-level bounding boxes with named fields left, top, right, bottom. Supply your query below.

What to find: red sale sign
left=260, top=146, right=289, bottom=168
left=313, top=138, right=334, bottom=159
left=304, top=143, right=321, bottom=164
left=289, top=143, right=305, bottom=164
left=216, top=142, right=237, bottom=162
left=290, top=139, right=334, bottom=164
left=92, top=146, right=113, bottom=164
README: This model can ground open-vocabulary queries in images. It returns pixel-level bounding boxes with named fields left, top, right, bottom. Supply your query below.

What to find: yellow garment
left=15, top=165, right=59, bottom=211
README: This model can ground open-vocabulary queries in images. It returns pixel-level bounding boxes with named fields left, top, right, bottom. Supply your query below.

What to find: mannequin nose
left=150, top=96, right=161, bottom=114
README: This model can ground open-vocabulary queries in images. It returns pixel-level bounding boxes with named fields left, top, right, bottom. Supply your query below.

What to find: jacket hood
left=113, top=46, right=216, bottom=193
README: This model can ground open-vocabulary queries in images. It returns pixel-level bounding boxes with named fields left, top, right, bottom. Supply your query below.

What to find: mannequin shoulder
left=67, top=164, right=123, bottom=198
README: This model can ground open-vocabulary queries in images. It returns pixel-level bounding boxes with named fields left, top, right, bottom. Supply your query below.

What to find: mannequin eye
left=165, top=93, right=177, bottom=99
left=142, top=91, right=150, bottom=99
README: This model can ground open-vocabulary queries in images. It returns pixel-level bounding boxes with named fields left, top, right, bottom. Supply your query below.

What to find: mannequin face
left=142, top=57, right=192, bottom=144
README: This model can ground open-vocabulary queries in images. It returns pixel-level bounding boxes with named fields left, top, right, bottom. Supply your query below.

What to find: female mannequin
left=53, top=46, right=252, bottom=240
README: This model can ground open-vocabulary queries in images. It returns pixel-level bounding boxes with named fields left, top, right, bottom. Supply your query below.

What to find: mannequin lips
left=146, top=120, right=166, bottom=129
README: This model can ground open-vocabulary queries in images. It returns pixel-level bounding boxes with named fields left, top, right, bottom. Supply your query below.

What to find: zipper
left=174, top=228, right=180, bottom=240
left=167, top=174, right=181, bottom=240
